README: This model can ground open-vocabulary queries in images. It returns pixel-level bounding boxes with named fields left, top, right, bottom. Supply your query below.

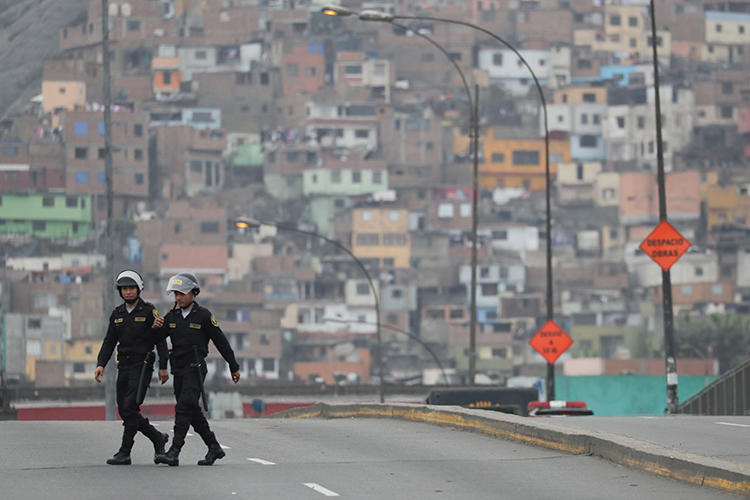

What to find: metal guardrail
left=679, top=358, right=750, bottom=415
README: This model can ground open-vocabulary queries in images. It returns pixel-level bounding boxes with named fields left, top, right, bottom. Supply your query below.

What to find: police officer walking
left=95, top=270, right=170, bottom=465
left=153, top=273, right=240, bottom=467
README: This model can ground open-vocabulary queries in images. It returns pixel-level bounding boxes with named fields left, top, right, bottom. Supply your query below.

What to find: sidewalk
left=274, top=402, right=750, bottom=496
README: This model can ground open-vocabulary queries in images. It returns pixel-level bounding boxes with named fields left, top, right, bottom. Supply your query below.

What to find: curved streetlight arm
left=325, top=317, right=449, bottom=385
left=388, top=20, right=474, bottom=120
left=237, top=217, right=385, bottom=402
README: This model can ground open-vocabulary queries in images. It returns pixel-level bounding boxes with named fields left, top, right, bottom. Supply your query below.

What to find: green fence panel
left=556, top=375, right=716, bottom=416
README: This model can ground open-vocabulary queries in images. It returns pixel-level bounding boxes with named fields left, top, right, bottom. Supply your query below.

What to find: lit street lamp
left=324, top=316, right=449, bottom=385
left=322, top=5, right=556, bottom=396
left=234, top=217, right=385, bottom=402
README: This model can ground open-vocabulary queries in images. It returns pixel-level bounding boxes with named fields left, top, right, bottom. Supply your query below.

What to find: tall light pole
left=323, top=7, right=483, bottom=384
left=235, top=217, right=385, bottom=403
left=101, top=0, right=117, bottom=420
left=649, top=0, right=678, bottom=414
left=322, top=5, right=554, bottom=395
left=324, top=317, right=449, bottom=385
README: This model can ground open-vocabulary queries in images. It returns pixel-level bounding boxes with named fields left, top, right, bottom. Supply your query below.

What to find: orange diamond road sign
left=529, top=320, right=573, bottom=364
left=639, top=220, right=691, bottom=271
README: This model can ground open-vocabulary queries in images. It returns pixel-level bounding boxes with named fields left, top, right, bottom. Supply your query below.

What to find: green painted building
left=0, top=193, right=92, bottom=239
left=301, top=168, right=388, bottom=234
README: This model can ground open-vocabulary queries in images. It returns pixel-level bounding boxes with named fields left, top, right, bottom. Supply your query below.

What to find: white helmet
left=166, top=272, right=200, bottom=296
left=115, top=270, right=144, bottom=292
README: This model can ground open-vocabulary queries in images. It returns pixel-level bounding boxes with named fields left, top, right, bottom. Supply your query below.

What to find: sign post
left=640, top=219, right=691, bottom=413
left=529, top=320, right=572, bottom=400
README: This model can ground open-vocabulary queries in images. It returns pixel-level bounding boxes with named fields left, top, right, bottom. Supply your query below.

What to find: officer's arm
left=149, top=308, right=170, bottom=372
left=206, top=315, right=240, bottom=374
left=96, top=312, right=118, bottom=369
left=94, top=312, right=118, bottom=382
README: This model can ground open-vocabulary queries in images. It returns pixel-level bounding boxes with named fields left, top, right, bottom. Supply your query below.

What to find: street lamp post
left=325, top=316, right=449, bottom=385
left=323, top=7, right=483, bottom=384
left=235, top=217, right=385, bottom=403
left=322, top=5, right=555, bottom=396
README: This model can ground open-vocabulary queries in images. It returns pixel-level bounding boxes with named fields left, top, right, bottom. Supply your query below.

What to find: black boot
left=139, top=418, right=170, bottom=462
left=155, top=446, right=180, bottom=466
left=197, top=444, right=225, bottom=466
left=107, top=434, right=134, bottom=465
left=106, top=451, right=131, bottom=465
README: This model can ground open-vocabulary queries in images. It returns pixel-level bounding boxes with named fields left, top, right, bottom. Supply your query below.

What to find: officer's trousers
left=171, top=367, right=216, bottom=450
left=116, top=361, right=159, bottom=451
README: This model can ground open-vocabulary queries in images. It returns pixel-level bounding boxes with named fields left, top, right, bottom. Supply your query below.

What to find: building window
left=695, top=266, right=703, bottom=276
left=437, top=203, right=454, bottom=218
left=459, top=203, right=471, bottom=217
left=389, top=210, right=400, bottom=221
left=373, top=171, right=383, bottom=184
left=421, top=53, right=435, bottom=62
left=163, top=71, right=172, bottom=84
left=492, top=348, right=507, bottom=358
left=262, top=358, right=274, bottom=371
left=352, top=171, right=362, bottom=183
left=286, top=63, right=299, bottom=77
left=32, top=221, right=46, bottom=231
left=512, top=150, right=539, bottom=165
left=127, top=20, right=141, bottom=31
left=629, top=16, right=638, bottom=27
left=391, top=289, right=403, bottom=299
left=610, top=14, right=621, bottom=26
left=581, top=113, right=588, bottom=124
left=637, top=116, right=645, bottom=129
left=580, top=135, right=597, bottom=148
left=356, top=283, right=370, bottom=295
left=681, top=285, right=692, bottom=295
left=712, top=284, right=723, bottom=295
left=716, top=23, right=722, bottom=32
left=355, top=129, right=369, bottom=139
left=617, top=116, right=625, bottom=128
left=387, top=313, right=398, bottom=324
left=134, top=124, right=143, bottom=137
left=449, top=308, right=464, bottom=319
left=491, top=152, right=505, bottom=163
left=344, top=65, right=362, bottom=75
left=356, top=233, right=379, bottom=246
left=74, top=147, right=88, bottom=159
left=582, top=92, right=595, bottom=103
left=41, top=196, right=54, bottom=207
left=66, top=196, right=78, bottom=208
left=720, top=106, right=733, bottom=119
left=593, top=114, right=600, bottom=124
left=331, top=170, right=341, bottom=183
left=493, top=53, right=503, bottom=65
left=135, top=173, right=144, bottom=185
left=74, top=121, right=89, bottom=136
left=383, top=233, right=406, bottom=246
left=134, top=149, right=143, bottom=161
left=75, top=171, right=90, bottom=184
left=481, top=284, right=496, bottom=296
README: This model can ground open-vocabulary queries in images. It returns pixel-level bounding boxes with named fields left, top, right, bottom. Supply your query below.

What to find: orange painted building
left=480, top=129, right=570, bottom=191
left=152, top=57, right=181, bottom=100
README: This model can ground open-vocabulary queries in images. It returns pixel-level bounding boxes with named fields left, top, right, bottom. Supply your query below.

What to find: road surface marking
left=220, top=444, right=231, bottom=449
left=304, top=483, right=340, bottom=496
left=247, top=458, right=276, bottom=465
left=186, top=432, right=195, bottom=437
left=716, top=421, right=750, bottom=428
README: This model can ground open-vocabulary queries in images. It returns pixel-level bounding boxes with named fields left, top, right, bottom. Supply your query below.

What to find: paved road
left=0, top=419, right=740, bottom=499
left=537, top=414, right=750, bottom=465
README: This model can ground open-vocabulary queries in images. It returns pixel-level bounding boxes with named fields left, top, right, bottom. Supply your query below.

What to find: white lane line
left=220, top=444, right=231, bottom=450
left=186, top=432, right=195, bottom=437
left=304, top=483, right=340, bottom=497
left=247, top=457, right=276, bottom=465
left=716, top=421, right=750, bottom=428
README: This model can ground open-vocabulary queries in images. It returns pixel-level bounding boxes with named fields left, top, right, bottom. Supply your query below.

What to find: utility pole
left=649, top=0, right=678, bottom=413
left=468, top=85, right=479, bottom=385
left=102, top=0, right=117, bottom=420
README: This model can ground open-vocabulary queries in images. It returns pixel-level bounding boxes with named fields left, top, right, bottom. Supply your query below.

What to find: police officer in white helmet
left=95, top=270, right=170, bottom=465
left=152, top=272, right=240, bottom=466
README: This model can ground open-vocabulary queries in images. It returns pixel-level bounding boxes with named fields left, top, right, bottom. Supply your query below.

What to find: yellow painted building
left=553, top=86, right=607, bottom=105
left=41, top=80, right=86, bottom=126
left=352, top=208, right=410, bottom=268
left=480, top=130, right=570, bottom=191
left=705, top=184, right=750, bottom=237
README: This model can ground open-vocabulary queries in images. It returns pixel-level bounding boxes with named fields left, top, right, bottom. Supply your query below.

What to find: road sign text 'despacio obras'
left=638, top=220, right=691, bottom=272
left=529, top=320, right=573, bottom=364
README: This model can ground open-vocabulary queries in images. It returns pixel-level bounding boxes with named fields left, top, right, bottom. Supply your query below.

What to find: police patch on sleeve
left=211, top=315, right=219, bottom=327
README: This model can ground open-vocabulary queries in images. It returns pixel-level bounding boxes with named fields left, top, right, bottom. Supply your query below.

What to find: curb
left=273, top=402, right=750, bottom=495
